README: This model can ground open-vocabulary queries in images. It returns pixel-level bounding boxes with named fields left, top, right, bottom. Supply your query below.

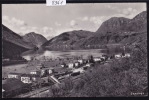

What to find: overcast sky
left=2, top=3, right=146, bottom=39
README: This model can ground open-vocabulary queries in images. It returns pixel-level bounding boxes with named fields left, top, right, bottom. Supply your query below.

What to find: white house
left=20, top=74, right=32, bottom=84
left=7, top=73, right=22, bottom=79
left=48, top=69, right=53, bottom=74
left=94, top=57, right=101, bottom=62
left=72, top=68, right=84, bottom=73
left=30, top=70, right=41, bottom=75
left=78, top=59, right=83, bottom=64
left=30, top=71, right=37, bottom=75
left=68, top=63, right=74, bottom=68
left=124, top=53, right=131, bottom=58
left=86, top=63, right=92, bottom=67
left=61, top=64, right=65, bottom=68
left=115, top=54, right=122, bottom=59
left=74, top=62, right=79, bottom=67
left=8, top=74, right=18, bottom=79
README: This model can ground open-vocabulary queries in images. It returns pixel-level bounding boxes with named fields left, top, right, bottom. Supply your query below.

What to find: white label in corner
left=46, top=0, right=66, bottom=6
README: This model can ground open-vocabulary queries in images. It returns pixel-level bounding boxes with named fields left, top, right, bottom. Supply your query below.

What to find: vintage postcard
left=2, top=3, right=147, bottom=97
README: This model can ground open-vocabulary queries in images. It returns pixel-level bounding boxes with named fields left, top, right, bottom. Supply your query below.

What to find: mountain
left=2, top=24, right=35, bottom=59
left=2, top=39, right=29, bottom=59
left=42, top=30, right=94, bottom=50
left=96, top=17, right=130, bottom=35
left=2, top=25, right=34, bottom=49
left=42, top=11, right=147, bottom=50
left=83, top=11, right=147, bottom=46
left=22, top=32, right=47, bottom=47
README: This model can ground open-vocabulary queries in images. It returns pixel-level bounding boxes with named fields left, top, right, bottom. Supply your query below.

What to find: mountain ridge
left=23, top=32, right=47, bottom=47
left=43, top=11, right=147, bottom=50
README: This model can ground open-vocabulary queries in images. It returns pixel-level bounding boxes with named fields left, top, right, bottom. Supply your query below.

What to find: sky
left=2, top=3, right=146, bottom=39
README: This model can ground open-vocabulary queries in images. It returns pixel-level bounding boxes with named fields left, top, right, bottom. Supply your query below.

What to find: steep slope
left=96, top=17, right=130, bottom=35
left=23, top=32, right=47, bottom=47
left=2, top=25, right=34, bottom=49
left=84, top=11, right=147, bottom=46
left=42, top=30, right=94, bottom=50
left=2, top=39, right=29, bottom=59
left=2, top=25, right=34, bottom=59
left=42, top=11, right=147, bottom=50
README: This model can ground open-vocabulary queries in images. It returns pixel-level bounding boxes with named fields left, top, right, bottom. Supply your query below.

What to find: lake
left=21, top=45, right=130, bottom=61
left=21, top=49, right=108, bottom=61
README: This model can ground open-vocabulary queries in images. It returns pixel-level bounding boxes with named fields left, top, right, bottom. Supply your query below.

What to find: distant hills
left=42, top=30, right=94, bottom=50
left=84, top=11, right=147, bottom=45
left=2, top=11, right=147, bottom=58
left=23, top=32, right=47, bottom=48
left=2, top=25, right=47, bottom=59
left=2, top=25, right=34, bottom=49
left=43, top=11, right=147, bottom=50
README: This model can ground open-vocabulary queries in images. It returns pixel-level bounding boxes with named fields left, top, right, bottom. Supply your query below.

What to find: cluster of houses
left=2, top=53, right=131, bottom=98
left=2, top=65, right=58, bottom=98
left=114, top=53, right=131, bottom=59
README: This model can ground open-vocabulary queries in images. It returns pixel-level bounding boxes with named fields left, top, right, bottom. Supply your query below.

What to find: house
left=115, top=54, right=122, bottom=59
left=93, top=57, right=102, bottom=62
left=7, top=73, right=23, bottom=80
left=20, top=74, right=32, bottom=84
left=61, top=64, right=65, bottom=68
left=47, top=68, right=54, bottom=75
left=72, top=67, right=85, bottom=74
left=74, top=62, right=79, bottom=67
left=67, top=63, right=74, bottom=68
left=78, top=59, right=83, bottom=64
left=85, top=63, right=93, bottom=67
left=61, top=63, right=67, bottom=68
left=30, top=70, right=41, bottom=76
left=42, top=68, right=54, bottom=76
left=124, top=53, right=131, bottom=58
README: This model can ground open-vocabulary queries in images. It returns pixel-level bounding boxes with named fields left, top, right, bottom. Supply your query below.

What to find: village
left=2, top=51, right=131, bottom=98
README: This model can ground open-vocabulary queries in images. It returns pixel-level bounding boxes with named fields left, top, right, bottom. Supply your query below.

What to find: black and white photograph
left=2, top=3, right=148, bottom=98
